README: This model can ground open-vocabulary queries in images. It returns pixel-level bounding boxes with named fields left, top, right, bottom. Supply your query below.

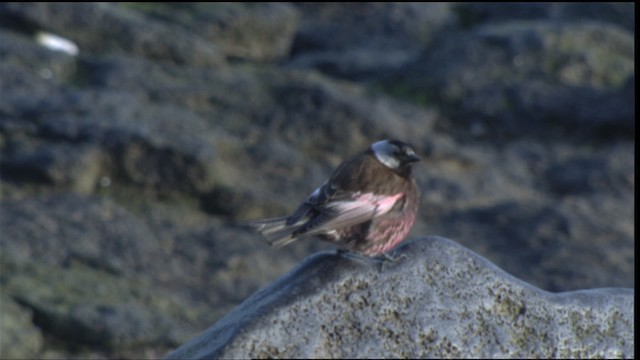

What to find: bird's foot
left=336, top=249, right=384, bottom=265
left=379, top=252, right=408, bottom=262
left=336, top=249, right=407, bottom=271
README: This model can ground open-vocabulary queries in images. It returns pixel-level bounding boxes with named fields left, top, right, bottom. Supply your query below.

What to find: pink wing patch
left=304, top=192, right=404, bottom=234
left=356, top=192, right=404, bottom=215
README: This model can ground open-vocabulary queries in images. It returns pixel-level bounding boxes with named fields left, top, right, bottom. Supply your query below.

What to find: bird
left=250, top=139, right=420, bottom=257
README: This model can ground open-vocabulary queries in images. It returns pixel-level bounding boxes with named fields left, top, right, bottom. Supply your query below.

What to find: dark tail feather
left=249, top=217, right=304, bottom=248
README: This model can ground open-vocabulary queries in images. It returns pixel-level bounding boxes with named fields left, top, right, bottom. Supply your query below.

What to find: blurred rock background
left=0, top=3, right=634, bottom=359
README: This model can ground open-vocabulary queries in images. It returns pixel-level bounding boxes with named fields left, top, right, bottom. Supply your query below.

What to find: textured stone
left=389, top=20, right=635, bottom=140
left=0, top=3, right=634, bottom=359
left=0, top=2, right=226, bottom=67
left=166, top=237, right=633, bottom=359
left=0, top=296, right=44, bottom=359
left=455, top=3, right=635, bottom=31
left=129, top=3, right=300, bottom=62
left=289, top=3, right=454, bottom=80
left=0, top=194, right=195, bottom=355
left=1, top=88, right=220, bottom=196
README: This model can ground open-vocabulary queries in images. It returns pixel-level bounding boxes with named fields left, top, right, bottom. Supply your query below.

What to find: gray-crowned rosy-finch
left=251, top=139, right=420, bottom=257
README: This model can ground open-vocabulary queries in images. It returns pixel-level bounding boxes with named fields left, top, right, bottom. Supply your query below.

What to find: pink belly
left=362, top=209, right=417, bottom=256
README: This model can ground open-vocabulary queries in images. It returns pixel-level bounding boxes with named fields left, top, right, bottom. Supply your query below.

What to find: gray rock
left=390, top=20, right=635, bottom=139
left=0, top=29, right=76, bottom=93
left=166, top=237, right=634, bottom=359
left=0, top=194, right=163, bottom=273
left=0, top=296, right=44, bottom=359
left=415, top=141, right=634, bottom=292
left=67, top=55, right=438, bottom=214
left=0, top=3, right=634, bottom=359
left=455, top=3, right=635, bottom=32
left=294, top=3, right=452, bottom=51
left=1, top=88, right=220, bottom=195
left=575, top=75, right=635, bottom=136
left=130, top=3, right=300, bottom=62
left=0, top=194, right=197, bottom=356
left=0, top=137, right=105, bottom=193
left=436, top=199, right=634, bottom=292
left=79, top=55, right=438, bottom=159
left=289, top=3, right=455, bottom=80
left=0, top=2, right=226, bottom=67
left=259, top=70, right=438, bottom=162
left=0, top=193, right=309, bottom=357
left=545, top=146, right=634, bottom=196
left=6, top=264, right=190, bottom=356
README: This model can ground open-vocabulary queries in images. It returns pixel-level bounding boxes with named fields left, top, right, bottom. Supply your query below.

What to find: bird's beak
left=407, top=153, right=421, bottom=163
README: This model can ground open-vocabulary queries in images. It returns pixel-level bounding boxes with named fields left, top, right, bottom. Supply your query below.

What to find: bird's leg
left=371, top=252, right=408, bottom=272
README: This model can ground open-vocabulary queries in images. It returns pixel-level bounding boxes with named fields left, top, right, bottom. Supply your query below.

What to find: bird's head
left=370, top=139, right=420, bottom=174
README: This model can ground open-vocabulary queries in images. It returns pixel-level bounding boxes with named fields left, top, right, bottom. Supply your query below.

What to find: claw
left=380, top=252, right=407, bottom=262
left=336, top=249, right=384, bottom=265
